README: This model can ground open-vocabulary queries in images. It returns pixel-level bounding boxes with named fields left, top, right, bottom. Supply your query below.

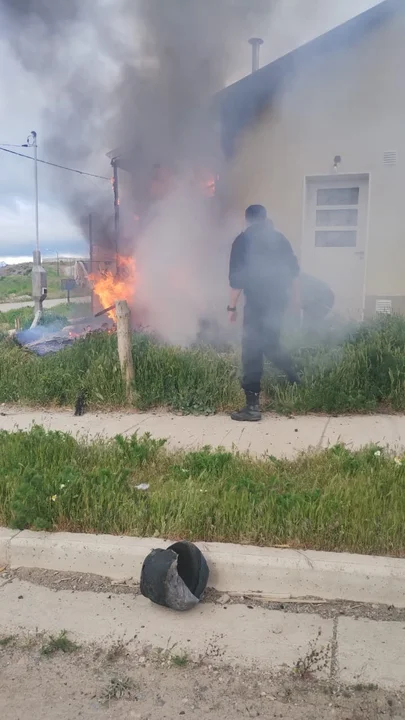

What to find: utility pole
left=24, top=130, right=47, bottom=324
left=33, top=131, right=39, bottom=253
left=89, top=212, right=94, bottom=314
left=111, top=158, right=120, bottom=275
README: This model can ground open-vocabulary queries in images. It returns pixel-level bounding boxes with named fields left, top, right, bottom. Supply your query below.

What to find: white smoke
left=0, top=0, right=380, bottom=343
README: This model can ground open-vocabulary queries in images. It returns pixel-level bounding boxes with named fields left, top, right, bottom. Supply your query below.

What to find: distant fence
left=41, top=256, right=90, bottom=263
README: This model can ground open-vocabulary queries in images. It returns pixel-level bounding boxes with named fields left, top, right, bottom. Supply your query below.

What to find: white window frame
left=301, top=172, right=372, bottom=319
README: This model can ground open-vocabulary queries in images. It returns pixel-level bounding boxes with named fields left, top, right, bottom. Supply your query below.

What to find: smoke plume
left=0, top=0, right=275, bottom=342
left=2, top=0, right=378, bottom=342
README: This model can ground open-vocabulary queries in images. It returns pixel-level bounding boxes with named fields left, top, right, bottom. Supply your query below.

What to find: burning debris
left=16, top=331, right=75, bottom=356
left=15, top=316, right=114, bottom=356
left=88, top=255, right=137, bottom=321
left=12, top=255, right=144, bottom=357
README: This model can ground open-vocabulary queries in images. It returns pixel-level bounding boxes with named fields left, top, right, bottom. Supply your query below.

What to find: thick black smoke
left=0, top=0, right=272, bottom=340
left=0, top=0, right=270, bottom=224
left=1, top=0, right=118, bottom=246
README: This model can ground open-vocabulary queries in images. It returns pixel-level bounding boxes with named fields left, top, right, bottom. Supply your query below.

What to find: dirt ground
left=1, top=640, right=404, bottom=720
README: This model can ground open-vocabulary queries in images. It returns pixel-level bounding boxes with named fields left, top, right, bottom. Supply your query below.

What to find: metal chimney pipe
left=249, top=37, right=264, bottom=73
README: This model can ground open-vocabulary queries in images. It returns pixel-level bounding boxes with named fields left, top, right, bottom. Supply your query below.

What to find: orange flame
left=89, top=255, right=137, bottom=320
left=198, top=170, right=217, bottom=198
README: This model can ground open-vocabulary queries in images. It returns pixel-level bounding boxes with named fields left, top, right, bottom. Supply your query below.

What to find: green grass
left=171, top=652, right=189, bottom=667
left=0, top=303, right=90, bottom=334
left=268, top=313, right=405, bottom=414
left=40, top=630, right=80, bottom=656
left=0, top=262, right=87, bottom=302
left=0, top=332, right=240, bottom=411
left=0, top=273, right=33, bottom=301
left=1, top=426, right=404, bottom=556
left=2, top=314, right=405, bottom=414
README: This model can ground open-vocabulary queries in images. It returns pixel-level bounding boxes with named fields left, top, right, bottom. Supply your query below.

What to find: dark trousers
left=242, top=304, right=297, bottom=394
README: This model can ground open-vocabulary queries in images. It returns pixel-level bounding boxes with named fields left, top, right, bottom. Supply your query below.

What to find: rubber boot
left=231, top=391, right=262, bottom=422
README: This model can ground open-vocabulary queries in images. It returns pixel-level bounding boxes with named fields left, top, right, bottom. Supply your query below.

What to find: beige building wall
left=230, top=7, right=405, bottom=312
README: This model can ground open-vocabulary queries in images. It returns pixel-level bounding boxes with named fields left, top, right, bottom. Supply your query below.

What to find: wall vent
left=376, top=299, right=392, bottom=314
left=383, top=151, right=397, bottom=165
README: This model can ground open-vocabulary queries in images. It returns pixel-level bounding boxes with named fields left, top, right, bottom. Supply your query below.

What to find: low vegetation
left=171, top=652, right=190, bottom=667
left=0, top=262, right=87, bottom=302
left=2, top=314, right=405, bottom=414
left=0, top=635, right=16, bottom=648
left=102, top=676, right=136, bottom=702
left=1, top=426, right=404, bottom=556
left=40, top=630, right=80, bottom=656
left=0, top=303, right=88, bottom=334
left=0, top=331, right=240, bottom=412
left=293, top=630, right=331, bottom=679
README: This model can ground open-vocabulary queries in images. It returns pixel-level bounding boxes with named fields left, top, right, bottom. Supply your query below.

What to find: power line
left=0, top=146, right=111, bottom=181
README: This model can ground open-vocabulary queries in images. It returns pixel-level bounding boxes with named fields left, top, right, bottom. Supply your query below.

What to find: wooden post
left=112, top=159, right=120, bottom=268
left=115, top=300, right=134, bottom=399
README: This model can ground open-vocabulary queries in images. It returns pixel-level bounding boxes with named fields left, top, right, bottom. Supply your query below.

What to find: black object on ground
left=94, top=304, right=115, bottom=318
left=140, top=541, right=209, bottom=611
left=74, top=391, right=86, bottom=417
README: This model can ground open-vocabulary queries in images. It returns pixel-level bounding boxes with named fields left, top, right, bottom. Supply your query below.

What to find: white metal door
left=302, top=175, right=369, bottom=318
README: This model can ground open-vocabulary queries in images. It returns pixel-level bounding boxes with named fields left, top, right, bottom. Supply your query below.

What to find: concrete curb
left=1, top=528, right=405, bottom=606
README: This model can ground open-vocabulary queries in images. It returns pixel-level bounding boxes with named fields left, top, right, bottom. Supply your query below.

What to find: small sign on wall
left=375, top=299, right=392, bottom=314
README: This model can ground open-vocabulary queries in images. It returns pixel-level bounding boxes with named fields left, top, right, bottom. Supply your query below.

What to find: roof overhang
left=215, top=0, right=396, bottom=156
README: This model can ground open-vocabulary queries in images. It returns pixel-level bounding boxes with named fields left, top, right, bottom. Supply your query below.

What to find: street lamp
left=22, top=131, right=47, bottom=322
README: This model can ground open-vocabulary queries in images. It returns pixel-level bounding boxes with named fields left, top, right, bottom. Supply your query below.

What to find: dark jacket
left=229, top=219, right=299, bottom=310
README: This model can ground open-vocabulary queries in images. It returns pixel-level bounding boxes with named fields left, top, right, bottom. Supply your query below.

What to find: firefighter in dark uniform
left=228, top=205, right=300, bottom=422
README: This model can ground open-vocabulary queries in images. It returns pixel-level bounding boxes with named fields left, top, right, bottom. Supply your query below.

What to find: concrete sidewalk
left=1, top=405, right=405, bottom=457
left=0, top=296, right=90, bottom=312
left=1, top=573, right=404, bottom=691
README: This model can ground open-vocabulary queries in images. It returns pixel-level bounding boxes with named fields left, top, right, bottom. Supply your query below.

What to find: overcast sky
left=0, top=0, right=382, bottom=262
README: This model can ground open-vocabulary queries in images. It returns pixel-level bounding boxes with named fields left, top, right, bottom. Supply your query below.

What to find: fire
left=89, top=255, right=137, bottom=320
left=68, top=325, right=92, bottom=339
left=198, top=170, right=217, bottom=198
